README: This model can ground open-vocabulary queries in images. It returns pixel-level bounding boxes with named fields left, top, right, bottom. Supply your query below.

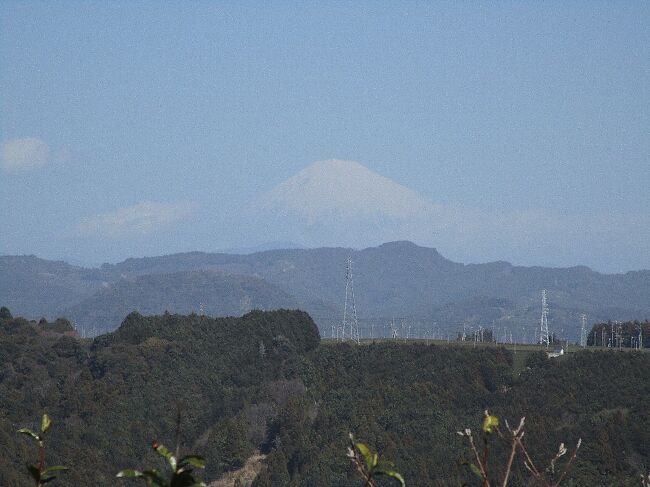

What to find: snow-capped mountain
left=246, top=159, right=442, bottom=247
left=256, top=159, right=433, bottom=221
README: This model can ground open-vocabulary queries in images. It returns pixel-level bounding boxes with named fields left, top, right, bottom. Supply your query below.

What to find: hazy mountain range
left=242, top=159, right=460, bottom=256
left=2, top=241, right=649, bottom=339
left=235, top=159, right=650, bottom=272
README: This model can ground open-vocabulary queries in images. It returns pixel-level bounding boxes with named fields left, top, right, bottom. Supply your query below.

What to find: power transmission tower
left=539, top=289, right=550, bottom=347
left=341, top=256, right=360, bottom=344
left=390, top=318, right=399, bottom=340
left=580, top=314, right=588, bottom=347
left=617, top=323, right=623, bottom=349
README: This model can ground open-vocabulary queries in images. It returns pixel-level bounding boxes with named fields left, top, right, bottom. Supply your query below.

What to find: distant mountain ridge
left=2, top=241, right=650, bottom=337
left=65, top=270, right=299, bottom=335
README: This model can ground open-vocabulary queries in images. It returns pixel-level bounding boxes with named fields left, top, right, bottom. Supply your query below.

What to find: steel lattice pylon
left=341, top=256, right=360, bottom=344
left=539, top=289, right=550, bottom=347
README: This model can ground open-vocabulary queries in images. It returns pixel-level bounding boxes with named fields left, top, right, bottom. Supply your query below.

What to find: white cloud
left=1, top=137, right=50, bottom=172
left=78, top=201, right=197, bottom=238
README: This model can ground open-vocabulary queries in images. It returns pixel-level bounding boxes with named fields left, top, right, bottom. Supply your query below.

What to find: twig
left=500, top=418, right=525, bottom=487
left=38, top=442, right=45, bottom=473
left=174, top=405, right=182, bottom=459
left=347, top=446, right=378, bottom=487
left=515, top=434, right=549, bottom=486
left=457, top=428, right=489, bottom=486
left=552, top=439, right=581, bottom=487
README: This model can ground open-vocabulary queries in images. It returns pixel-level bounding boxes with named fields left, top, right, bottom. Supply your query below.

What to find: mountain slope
left=101, top=241, right=650, bottom=338
left=0, top=255, right=104, bottom=317
left=65, top=270, right=299, bottom=334
left=3, top=242, right=650, bottom=338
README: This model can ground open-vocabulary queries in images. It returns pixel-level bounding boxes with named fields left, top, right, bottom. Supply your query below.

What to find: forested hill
left=0, top=309, right=320, bottom=485
left=1, top=309, right=649, bottom=486
left=2, top=241, right=650, bottom=336
left=65, top=270, right=299, bottom=334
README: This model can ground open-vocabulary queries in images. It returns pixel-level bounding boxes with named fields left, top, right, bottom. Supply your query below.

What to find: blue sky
left=1, top=2, right=649, bottom=271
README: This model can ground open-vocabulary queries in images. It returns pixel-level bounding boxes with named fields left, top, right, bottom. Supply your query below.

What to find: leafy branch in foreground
left=457, top=411, right=581, bottom=487
left=347, top=433, right=405, bottom=487
left=17, top=414, right=68, bottom=486
left=117, top=440, right=207, bottom=487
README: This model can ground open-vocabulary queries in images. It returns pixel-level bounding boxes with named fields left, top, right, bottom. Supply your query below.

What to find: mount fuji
left=245, top=159, right=447, bottom=248
left=237, top=159, right=650, bottom=271
left=257, top=159, right=433, bottom=220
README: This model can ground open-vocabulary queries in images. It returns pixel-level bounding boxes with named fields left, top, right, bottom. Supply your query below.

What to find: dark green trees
left=0, top=306, right=12, bottom=320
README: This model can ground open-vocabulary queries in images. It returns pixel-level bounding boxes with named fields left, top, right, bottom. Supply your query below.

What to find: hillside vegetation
left=65, top=270, right=298, bottom=334
left=1, top=308, right=648, bottom=486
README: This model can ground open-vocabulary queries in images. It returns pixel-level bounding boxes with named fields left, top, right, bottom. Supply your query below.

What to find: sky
left=1, top=2, right=649, bottom=272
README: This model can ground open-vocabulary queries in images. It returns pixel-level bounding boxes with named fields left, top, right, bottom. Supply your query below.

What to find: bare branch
left=515, top=435, right=551, bottom=487
left=467, top=431, right=490, bottom=486
left=552, top=439, right=581, bottom=487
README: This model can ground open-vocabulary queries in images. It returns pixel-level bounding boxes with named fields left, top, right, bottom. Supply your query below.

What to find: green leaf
left=17, top=428, right=41, bottom=443
left=355, top=442, right=373, bottom=471
left=42, top=466, right=68, bottom=475
left=41, top=414, right=52, bottom=433
left=141, top=469, right=166, bottom=486
left=377, top=459, right=396, bottom=469
left=178, top=455, right=205, bottom=469
left=375, top=468, right=406, bottom=486
left=469, top=463, right=484, bottom=479
left=482, top=414, right=499, bottom=434
left=117, top=469, right=145, bottom=478
left=154, top=443, right=177, bottom=471
left=41, top=470, right=65, bottom=483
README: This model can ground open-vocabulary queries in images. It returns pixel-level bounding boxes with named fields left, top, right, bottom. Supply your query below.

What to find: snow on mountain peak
left=257, top=159, right=432, bottom=220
